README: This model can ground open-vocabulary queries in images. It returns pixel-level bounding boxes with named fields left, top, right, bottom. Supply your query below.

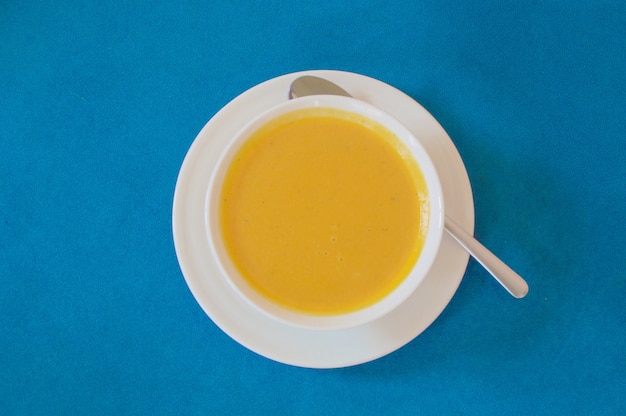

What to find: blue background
left=1, top=1, right=624, bottom=414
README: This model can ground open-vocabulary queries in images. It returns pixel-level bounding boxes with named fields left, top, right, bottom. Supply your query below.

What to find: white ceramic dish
left=172, top=70, right=474, bottom=368
left=207, top=95, right=445, bottom=331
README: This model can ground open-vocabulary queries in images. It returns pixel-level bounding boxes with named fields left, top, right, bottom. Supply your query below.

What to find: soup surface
left=219, top=107, right=429, bottom=315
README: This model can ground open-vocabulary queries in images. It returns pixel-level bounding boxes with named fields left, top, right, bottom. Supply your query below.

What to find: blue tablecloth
left=1, top=1, right=624, bottom=414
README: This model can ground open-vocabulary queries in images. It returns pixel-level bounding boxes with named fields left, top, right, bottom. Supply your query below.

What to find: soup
left=219, top=107, right=429, bottom=315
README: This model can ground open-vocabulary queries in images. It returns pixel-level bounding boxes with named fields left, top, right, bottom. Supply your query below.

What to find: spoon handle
left=444, top=215, right=528, bottom=298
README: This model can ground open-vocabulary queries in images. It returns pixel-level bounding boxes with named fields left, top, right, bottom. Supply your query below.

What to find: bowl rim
left=205, top=95, right=445, bottom=331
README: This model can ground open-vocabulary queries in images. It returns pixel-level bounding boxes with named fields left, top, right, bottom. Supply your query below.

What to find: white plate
left=172, top=70, right=474, bottom=368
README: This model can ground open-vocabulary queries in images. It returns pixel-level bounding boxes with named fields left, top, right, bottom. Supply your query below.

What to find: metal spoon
left=289, top=75, right=529, bottom=298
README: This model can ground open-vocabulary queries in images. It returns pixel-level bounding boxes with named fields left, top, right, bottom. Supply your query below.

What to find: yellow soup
left=219, top=107, right=429, bottom=315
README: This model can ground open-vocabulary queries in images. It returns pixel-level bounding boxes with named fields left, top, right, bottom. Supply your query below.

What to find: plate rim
left=172, top=69, right=474, bottom=368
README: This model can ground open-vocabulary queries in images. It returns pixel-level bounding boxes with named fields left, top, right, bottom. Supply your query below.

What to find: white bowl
left=206, top=95, right=444, bottom=331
